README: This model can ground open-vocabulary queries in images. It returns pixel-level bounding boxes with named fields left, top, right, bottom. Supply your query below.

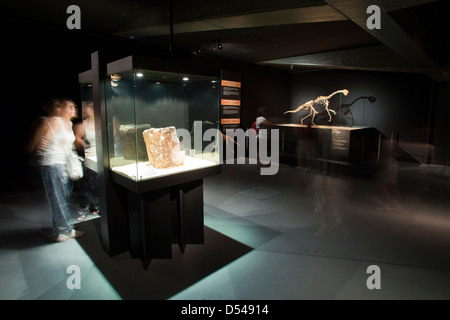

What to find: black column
left=92, top=51, right=129, bottom=256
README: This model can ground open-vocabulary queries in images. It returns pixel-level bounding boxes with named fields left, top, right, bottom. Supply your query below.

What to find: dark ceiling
left=4, top=0, right=450, bottom=81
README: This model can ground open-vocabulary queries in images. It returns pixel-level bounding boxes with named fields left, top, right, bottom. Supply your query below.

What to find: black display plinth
left=275, top=124, right=381, bottom=175
left=111, top=166, right=219, bottom=269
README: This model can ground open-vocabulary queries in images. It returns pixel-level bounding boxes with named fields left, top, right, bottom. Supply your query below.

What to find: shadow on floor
left=0, top=229, right=50, bottom=250
left=76, top=219, right=253, bottom=300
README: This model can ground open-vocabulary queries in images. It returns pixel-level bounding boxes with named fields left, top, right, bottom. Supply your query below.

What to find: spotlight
left=193, top=44, right=202, bottom=55
left=217, top=39, right=223, bottom=50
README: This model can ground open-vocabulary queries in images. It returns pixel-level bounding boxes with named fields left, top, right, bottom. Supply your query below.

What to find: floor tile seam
left=204, top=220, right=321, bottom=244
left=251, top=247, right=450, bottom=274
left=203, top=223, right=323, bottom=247
left=220, top=225, right=317, bottom=249
left=205, top=210, right=322, bottom=229
left=205, top=210, right=291, bottom=220
left=207, top=213, right=296, bottom=229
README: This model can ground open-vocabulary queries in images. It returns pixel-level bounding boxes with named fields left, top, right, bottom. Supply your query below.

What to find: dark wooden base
left=109, top=165, right=219, bottom=269
left=126, top=180, right=205, bottom=269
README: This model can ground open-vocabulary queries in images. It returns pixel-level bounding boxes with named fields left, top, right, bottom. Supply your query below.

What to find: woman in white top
left=26, top=98, right=84, bottom=242
left=74, top=101, right=96, bottom=159
left=73, top=101, right=100, bottom=221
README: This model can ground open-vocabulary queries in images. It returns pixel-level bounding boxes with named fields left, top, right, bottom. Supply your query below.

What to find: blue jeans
left=40, top=165, right=74, bottom=236
left=73, top=166, right=100, bottom=216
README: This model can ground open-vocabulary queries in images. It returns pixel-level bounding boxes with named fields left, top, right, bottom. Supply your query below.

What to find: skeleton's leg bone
left=323, top=101, right=333, bottom=122
left=301, top=114, right=309, bottom=125
left=311, top=112, right=317, bottom=125
left=301, top=109, right=313, bottom=125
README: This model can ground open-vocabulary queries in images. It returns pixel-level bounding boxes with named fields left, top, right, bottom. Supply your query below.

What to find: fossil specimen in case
left=142, top=126, right=185, bottom=168
left=120, top=124, right=151, bottom=160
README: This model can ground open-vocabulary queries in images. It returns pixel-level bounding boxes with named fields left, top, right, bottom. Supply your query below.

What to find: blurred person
left=255, top=107, right=272, bottom=169
left=372, top=140, right=403, bottom=212
left=310, top=173, right=350, bottom=236
left=74, top=101, right=95, bottom=158
left=295, top=121, right=316, bottom=172
left=73, top=101, right=100, bottom=221
left=25, top=98, right=85, bottom=242
left=317, top=128, right=331, bottom=175
left=113, top=115, right=123, bottom=157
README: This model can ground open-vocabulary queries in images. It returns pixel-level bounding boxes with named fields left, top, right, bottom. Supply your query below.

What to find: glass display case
left=78, top=69, right=97, bottom=172
left=105, top=56, right=221, bottom=182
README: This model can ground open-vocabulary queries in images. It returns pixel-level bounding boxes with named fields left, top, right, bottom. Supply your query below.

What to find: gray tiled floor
left=2, top=159, right=450, bottom=300
left=171, top=161, right=450, bottom=300
left=0, top=190, right=120, bottom=300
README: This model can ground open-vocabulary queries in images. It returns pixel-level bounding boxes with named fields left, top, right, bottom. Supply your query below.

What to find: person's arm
left=73, top=122, right=85, bottom=150
left=261, top=117, right=272, bottom=127
left=25, top=118, right=49, bottom=156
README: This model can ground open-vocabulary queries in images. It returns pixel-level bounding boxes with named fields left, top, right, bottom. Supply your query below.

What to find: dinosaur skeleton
left=284, top=89, right=349, bottom=125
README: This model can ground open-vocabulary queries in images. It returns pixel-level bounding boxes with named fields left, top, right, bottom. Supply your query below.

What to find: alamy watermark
left=366, top=265, right=381, bottom=290
left=366, top=5, right=381, bottom=30
left=66, top=265, right=81, bottom=290
left=67, top=5, right=382, bottom=31
left=64, top=3, right=380, bottom=175
left=178, top=121, right=280, bottom=176
left=65, top=263, right=381, bottom=292
left=66, top=5, right=81, bottom=30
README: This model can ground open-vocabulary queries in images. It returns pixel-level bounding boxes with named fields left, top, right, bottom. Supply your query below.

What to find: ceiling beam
left=377, top=0, right=439, bottom=11
left=323, top=0, right=447, bottom=81
left=260, top=45, right=423, bottom=73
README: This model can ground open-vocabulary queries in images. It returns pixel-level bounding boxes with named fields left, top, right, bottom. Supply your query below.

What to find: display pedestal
left=111, top=166, right=219, bottom=269
left=275, top=124, right=381, bottom=176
